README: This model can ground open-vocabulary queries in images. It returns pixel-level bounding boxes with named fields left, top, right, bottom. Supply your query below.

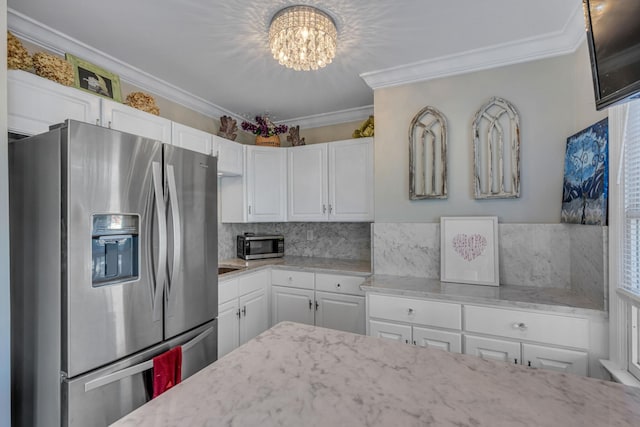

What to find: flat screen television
left=584, top=0, right=640, bottom=110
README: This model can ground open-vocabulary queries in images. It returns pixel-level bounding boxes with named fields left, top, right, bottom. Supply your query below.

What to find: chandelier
left=268, top=5, right=337, bottom=71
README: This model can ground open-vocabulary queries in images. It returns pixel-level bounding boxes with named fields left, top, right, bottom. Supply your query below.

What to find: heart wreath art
left=452, top=233, right=487, bottom=262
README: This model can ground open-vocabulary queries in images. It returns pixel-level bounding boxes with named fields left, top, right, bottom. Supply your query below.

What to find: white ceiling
left=8, top=0, right=584, bottom=126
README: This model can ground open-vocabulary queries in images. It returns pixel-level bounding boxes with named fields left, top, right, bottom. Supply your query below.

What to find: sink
left=218, top=266, right=242, bottom=275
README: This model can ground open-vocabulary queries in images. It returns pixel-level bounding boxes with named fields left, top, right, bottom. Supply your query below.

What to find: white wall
left=374, top=42, right=607, bottom=223
left=1, top=1, right=11, bottom=425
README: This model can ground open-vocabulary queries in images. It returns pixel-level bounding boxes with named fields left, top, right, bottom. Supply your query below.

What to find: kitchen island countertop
left=112, top=321, right=640, bottom=426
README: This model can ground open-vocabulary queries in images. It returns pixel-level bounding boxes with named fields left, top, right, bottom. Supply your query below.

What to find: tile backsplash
left=218, top=222, right=371, bottom=261
left=372, top=223, right=607, bottom=306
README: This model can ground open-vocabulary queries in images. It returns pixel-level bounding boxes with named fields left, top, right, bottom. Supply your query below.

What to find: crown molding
left=282, top=105, right=373, bottom=129
left=7, top=9, right=250, bottom=124
left=360, top=3, right=586, bottom=90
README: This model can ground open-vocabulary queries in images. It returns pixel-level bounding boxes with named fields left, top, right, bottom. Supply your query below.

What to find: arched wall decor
left=409, top=106, right=448, bottom=200
left=472, top=97, right=521, bottom=199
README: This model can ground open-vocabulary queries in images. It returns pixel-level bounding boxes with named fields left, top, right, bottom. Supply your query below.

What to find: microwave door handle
left=166, top=164, right=182, bottom=315
left=151, top=162, right=167, bottom=322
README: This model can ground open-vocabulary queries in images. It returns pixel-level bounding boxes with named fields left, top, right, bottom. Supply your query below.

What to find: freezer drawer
left=63, top=320, right=217, bottom=427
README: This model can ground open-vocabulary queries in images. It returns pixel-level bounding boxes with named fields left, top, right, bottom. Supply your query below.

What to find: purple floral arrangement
left=241, top=116, right=288, bottom=136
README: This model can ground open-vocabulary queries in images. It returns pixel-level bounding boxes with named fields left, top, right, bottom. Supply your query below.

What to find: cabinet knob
left=528, top=361, right=532, bottom=367
left=323, top=205, right=327, bottom=214
left=309, top=299, right=313, bottom=310
left=514, top=358, right=518, bottom=364
left=236, top=308, right=241, bottom=318
left=242, top=306, right=247, bottom=316
left=336, top=283, right=341, bottom=288
left=413, top=340, right=417, bottom=345
left=108, top=120, right=112, bottom=129
left=248, top=205, right=252, bottom=214
left=328, top=204, right=333, bottom=214
left=315, top=301, right=319, bottom=311
left=405, top=339, right=409, bottom=344
left=512, top=322, right=527, bottom=331
left=407, top=308, right=414, bottom=315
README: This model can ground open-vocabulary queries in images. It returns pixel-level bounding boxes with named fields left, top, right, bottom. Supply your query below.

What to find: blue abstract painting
left=561, top=118, right=608, bottom=225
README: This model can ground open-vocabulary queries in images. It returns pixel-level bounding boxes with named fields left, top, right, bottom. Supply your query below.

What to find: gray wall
left=374, top=42, right=607, bottom=223
left=1, top=1, right=11, bottom=425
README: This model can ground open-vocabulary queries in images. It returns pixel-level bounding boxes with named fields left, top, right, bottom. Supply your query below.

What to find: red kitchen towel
left=152, top=346, right=182, bottom=398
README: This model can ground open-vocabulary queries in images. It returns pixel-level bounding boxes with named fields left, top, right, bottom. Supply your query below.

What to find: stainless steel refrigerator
left=9, top=120, right=218, bottom=426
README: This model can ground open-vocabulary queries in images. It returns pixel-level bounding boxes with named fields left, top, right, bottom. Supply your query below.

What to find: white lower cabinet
left=368, top=294, right=463, bottom=353
left=271, top=271, right=366, bottom=335
left=367, top=294, right=599, bottom=377
left=315, top=291, right=366, bottom=334
left=464, top=335, right=520, bottom=364
left=464, top=335, right=588, bottom=375
left=369, top=318, right=462, bottom=352
left=271, top=285, right=315, bottom=326
left=521, top=343, right=588, bottom=375
left=218, top=270, right=269, bottom=358
left=369, top=319, right=411, bottom=343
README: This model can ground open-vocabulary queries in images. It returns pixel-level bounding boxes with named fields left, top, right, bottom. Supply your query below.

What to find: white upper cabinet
left=101, top=98, right=172, bottom=144
left=171, top=122, right=212, bottom=155
left=328, top=138, right=374, bottom=221
left=220, top=146, right=287, bottom=223
left=8, top=70, right=101, bottom=136
left=213, top=135, right=244, bottom=176
left=288, top=138, right=374, bottom=222
left=246, top=146, right=287, bottom=222
left=287, top=143, right=328, bottom=221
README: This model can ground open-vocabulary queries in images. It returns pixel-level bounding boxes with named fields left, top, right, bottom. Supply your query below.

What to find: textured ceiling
left=8, top=0, right=581, bottom=123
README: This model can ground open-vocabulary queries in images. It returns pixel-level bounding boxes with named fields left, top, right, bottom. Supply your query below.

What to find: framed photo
left=440, top=216, right=499, bottom=286
left=65, top=53, right=122, bottom=102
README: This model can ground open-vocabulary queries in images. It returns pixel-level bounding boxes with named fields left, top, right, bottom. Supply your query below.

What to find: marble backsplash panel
left=373, top=223, right=607, bottom=294
left=219, top=222, right=371, bottom=261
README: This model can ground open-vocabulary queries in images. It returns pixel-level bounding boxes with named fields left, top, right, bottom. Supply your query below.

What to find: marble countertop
left=218, top=255, right=371, bottom=277
left=363, top=275, right=606, bottom=317
left=113, top=321, right=639, bottom=426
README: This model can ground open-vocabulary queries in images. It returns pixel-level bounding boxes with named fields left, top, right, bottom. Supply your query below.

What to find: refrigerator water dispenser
left=91, top=214, right=139, bottom=286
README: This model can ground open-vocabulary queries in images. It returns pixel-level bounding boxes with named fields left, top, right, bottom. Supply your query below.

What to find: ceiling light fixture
left=269, top=5, right=337, bottom=71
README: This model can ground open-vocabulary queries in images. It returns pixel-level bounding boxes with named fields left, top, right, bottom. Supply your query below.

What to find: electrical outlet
left=306, top=230, right=314, bottom=241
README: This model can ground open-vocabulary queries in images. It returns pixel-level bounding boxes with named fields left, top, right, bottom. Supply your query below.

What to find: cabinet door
left=271, top=286, right=314, bottom=326
left=522, top=343, right=588, bottom=376
left=315, top=291, right=365, bottom=335
left=246, top=146, right=287, bottom=222
left=214, top=135, right=244, bottom=176
left=239, top=288, right=269, bottom=345
left=8, top=70, right=101, bottom=136
left=101, top=98, right=171, bottom=144
left=464, top=335, right=520, bottom=364
left=171, top=122, right=212, bottom=155
left=412, top=326, right=462, bottom=353
left=287, top=144, right=328, bottom=221
left=369, top=319, right=411, bottom=344
left=218, top=299, right=240, bottom=358
left=328, top=138, right=374, bottom=221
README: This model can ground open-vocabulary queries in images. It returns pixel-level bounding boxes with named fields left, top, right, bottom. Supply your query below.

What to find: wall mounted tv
left=584, top=0, right=640, bottom=110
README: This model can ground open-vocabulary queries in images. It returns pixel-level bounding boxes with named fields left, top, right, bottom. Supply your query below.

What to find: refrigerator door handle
left=83, top=326, right=215, bottom=392
left=166, top=164, right=182, bottom=314
left=83, top=359, right=153, bottom=392
left=152, top=162, right=167, bottom=322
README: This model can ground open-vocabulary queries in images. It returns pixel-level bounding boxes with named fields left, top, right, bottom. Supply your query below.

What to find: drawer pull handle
left=407, top=308, right=414, bottom=315
left=512, top=322, right=527, bottom=331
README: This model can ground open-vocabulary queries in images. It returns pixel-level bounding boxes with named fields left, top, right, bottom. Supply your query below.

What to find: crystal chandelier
left=269, top=5, right=337, bottom=71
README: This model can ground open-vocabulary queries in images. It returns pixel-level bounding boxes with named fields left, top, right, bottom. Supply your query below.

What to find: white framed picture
left=440, top=216, right=499, bottom=286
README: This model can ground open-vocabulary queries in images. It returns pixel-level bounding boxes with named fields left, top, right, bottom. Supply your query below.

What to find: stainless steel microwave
left=237, top=233, right=285, bottom=260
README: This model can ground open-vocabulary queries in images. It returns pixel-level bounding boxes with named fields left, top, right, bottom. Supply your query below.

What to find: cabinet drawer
left=464, top=305, right=589, bottom=349
left=218, top=277, right=239, bottom=304
left=271, top=269, right=315, bottom=289
left=238, top=269, right=268, bottom=296
left=315, top=273, right=366, bottom=296
left=368, top=294, right=461, bottom=330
